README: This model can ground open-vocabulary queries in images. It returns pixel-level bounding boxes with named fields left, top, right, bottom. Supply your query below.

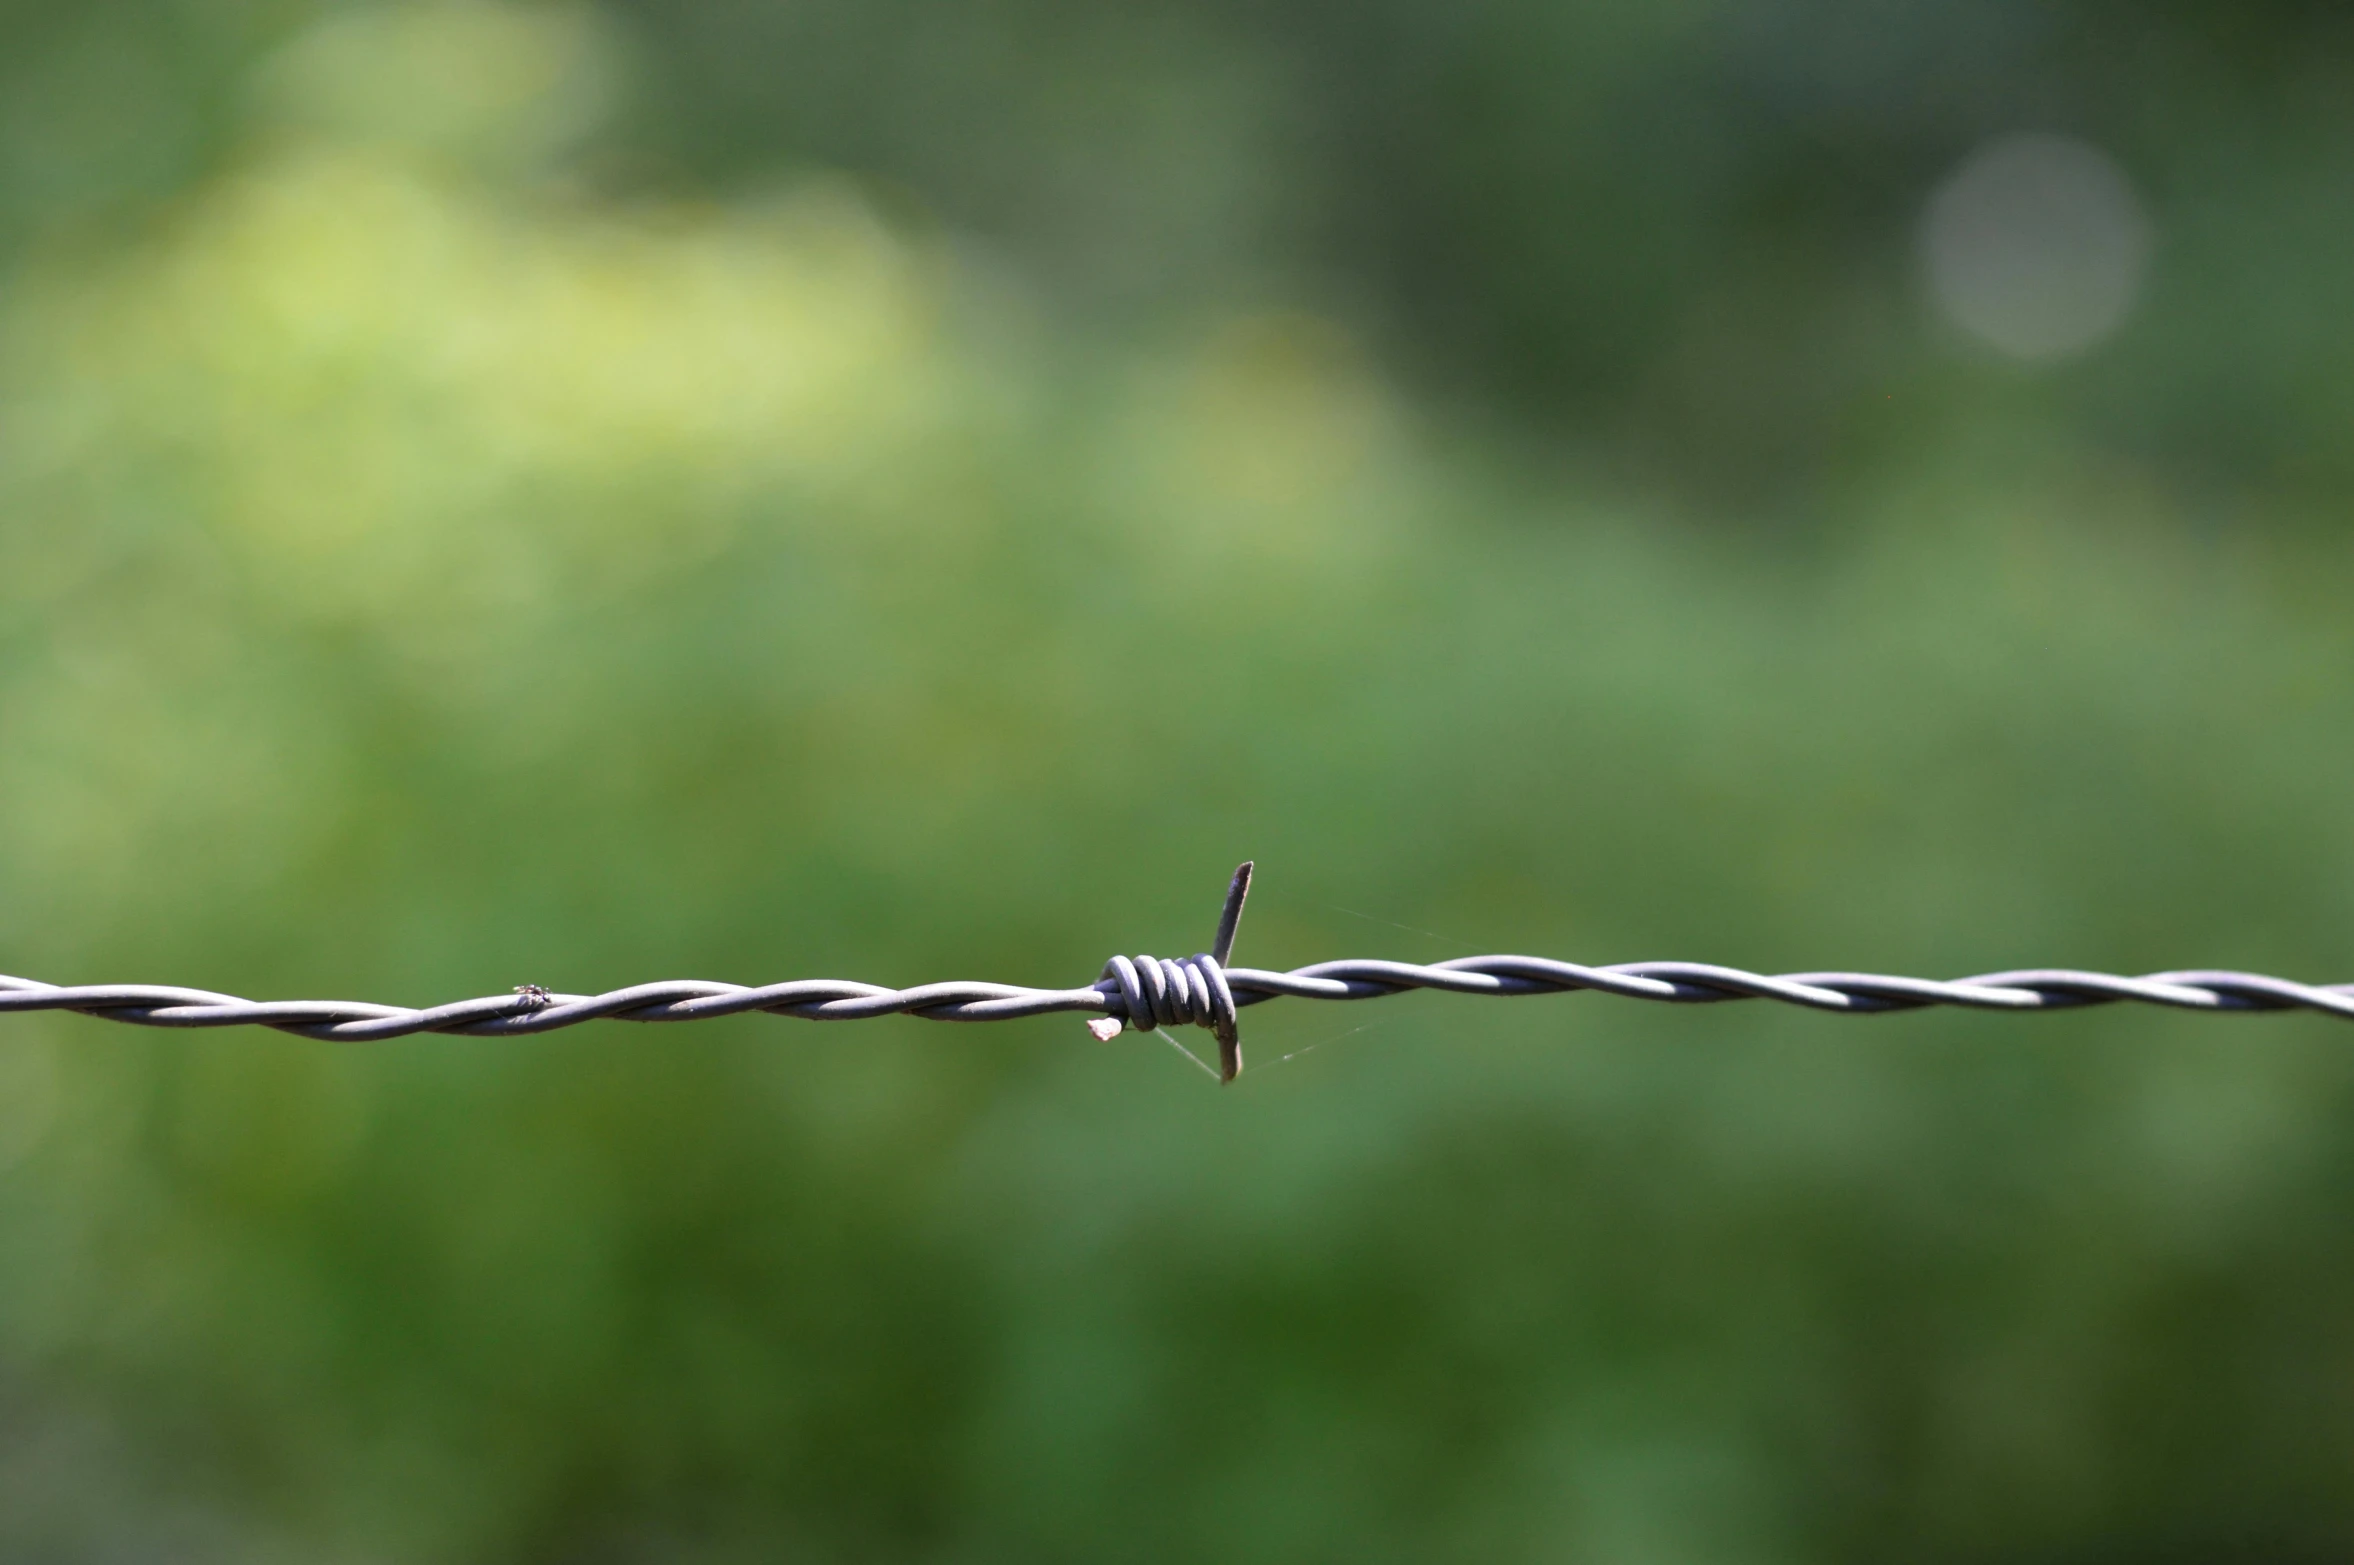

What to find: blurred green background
left=2, top=0, right=2353, bottom=1558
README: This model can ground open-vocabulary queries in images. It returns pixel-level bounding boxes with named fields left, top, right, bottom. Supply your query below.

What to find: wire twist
left=8, top=862, right=2354, bottom=1083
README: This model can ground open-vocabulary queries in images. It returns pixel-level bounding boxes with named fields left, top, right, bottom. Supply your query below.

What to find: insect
left=513, top=984, right=554, bottom=1008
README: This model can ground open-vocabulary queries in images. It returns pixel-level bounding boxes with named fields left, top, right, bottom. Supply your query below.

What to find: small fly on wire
left=8, top=862, right=2354, bottom=1084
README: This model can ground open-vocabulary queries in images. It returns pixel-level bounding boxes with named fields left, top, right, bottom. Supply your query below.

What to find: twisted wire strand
left=6, top=864, right=2351, bottom=1082
left=8, top=958, right=2353, bottom=1037
left=6, top=962, right=2352, bottom=1044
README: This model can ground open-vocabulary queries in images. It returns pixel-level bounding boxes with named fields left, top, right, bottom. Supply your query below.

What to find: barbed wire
left=5, top=864, right=2350, bottom=1083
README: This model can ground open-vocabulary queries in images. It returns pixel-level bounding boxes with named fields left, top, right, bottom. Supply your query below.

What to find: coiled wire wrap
left=1096, top=952, right=1242, bottom=1079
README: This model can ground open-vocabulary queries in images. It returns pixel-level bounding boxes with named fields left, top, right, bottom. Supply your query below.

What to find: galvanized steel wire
left=6, top=863, right=2351, bottom=1083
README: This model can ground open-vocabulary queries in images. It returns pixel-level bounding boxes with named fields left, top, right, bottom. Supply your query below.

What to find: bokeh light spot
left=1920, top=133, right=2151, bottom=361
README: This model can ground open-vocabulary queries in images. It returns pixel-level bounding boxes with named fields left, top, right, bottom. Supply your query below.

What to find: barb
left=6, top=864, right=2353, bottom=1083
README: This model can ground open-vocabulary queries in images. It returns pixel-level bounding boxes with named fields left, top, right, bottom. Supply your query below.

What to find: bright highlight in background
left=1920, top=132, right=2151, bottom=361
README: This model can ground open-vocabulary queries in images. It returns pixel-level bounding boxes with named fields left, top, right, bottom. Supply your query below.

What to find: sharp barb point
left=1212, top=861, right=1253, bottom=968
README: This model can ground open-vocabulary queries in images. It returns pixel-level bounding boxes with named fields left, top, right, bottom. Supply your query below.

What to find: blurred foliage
left=3, top=1, right=2354, bottom=1560
left=6, top=0, right=2353, bottom=515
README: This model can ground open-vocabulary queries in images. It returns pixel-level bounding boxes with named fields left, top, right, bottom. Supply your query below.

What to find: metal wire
left=6, top=863, right=2351, bottom=1083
